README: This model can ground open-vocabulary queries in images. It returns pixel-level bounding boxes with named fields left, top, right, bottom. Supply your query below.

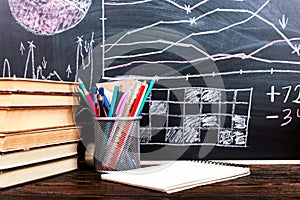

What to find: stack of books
left=0, top=78, right=81, bottom=188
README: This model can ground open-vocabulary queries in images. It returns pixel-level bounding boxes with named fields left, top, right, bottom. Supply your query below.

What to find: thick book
left=0, top=78, right=78, bottom=93
left=0, top=142, right=78, bottom=170
left=0, top=126, right=80, bottom=152
left=0, top=106, right=78, bottom=133
left=101, top=160, right=250, bottom=194
left=0, top=91, right=80, bottom=107
left=0, top=156, right=78, bottom=189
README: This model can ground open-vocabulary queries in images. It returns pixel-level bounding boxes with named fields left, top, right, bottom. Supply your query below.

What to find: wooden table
left=0, top=164, right=299, bottom=199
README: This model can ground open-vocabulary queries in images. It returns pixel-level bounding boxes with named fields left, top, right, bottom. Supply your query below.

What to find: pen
left=98, top=94, right=108, bottom=117
left=92, top=86, right=100, bottom=117
left=115, top=92, right=128, bottom=116
left=108, top=85, right=119, bottom=117
left=99, top=87, right=110, bottom=113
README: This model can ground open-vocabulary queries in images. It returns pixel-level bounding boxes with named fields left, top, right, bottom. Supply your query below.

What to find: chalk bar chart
left=140, top=87, right=253, bottom=147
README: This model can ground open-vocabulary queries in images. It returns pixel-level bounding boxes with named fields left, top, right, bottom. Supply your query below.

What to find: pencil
left=76, top=85, right=95, bottom=115
left=78, top=78, right=97, bottom=116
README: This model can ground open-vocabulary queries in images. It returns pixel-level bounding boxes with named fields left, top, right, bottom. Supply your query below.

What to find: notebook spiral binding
left=192, top=160, right=249, bottom=168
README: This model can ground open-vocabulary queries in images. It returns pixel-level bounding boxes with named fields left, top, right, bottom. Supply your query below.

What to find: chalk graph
left=140, top=86, right=253, bottom=147
left=102, top=0, right=300, bottom=79
left=2, top=0, right=300, bottom=147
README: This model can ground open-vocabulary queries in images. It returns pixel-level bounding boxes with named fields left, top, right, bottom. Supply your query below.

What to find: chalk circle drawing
left=78, top=26, right=227, bottom=160
left=8, top=0, right=92, bottom=35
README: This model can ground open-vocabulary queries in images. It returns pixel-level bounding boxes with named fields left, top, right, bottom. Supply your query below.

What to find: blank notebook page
left=101, top=160, right=250, bottom=193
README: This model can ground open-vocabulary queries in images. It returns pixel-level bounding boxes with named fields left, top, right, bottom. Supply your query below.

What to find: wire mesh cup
left=94, top=116, right=142, bottom=172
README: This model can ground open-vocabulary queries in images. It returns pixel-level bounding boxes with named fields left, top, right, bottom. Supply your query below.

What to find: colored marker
left=108, top=85, right=119, bottom=117
left=92, top=86, right=100, bottom=117
left=137, top=79, right=155, bottom=116
left=115, top=92, right=128, bottom=116
left=78, top=78, right=97, bottom=116
left=98, top=94, right=108, bottom=117
left=76, top=85, right=94, bottom=115
left=99, top=87, right=110, bottom=112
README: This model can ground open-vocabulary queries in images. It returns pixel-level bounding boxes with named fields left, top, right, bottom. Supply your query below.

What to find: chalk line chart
left=102, top=0, right=300, bottom=78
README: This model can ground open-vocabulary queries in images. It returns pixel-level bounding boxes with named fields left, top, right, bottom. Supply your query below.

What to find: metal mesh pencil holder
left=94, top=116, right=142, bottom=172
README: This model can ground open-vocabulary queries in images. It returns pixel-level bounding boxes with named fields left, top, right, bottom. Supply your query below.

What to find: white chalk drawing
left=140, top=87, right=253, bottom=147
left=21, top=41, right=63, bottom=80
left=279, top=14, right=288, bottom=30
left=19, top=42, right=25, bottom=56
left=101, top=0, right=300, bottom=80
left=265, top=85, right=300, bottom=126
left=75, top=32, right=95, bottom=89
left=8, top=0, right=92, bottom=36
left=150, top=101, right=168, bottom=115
left=24, top=41, right=36, bottom=79
left=66, top=65, right=72, bottom=78
left=1, top=0, right=299, bottom=152
left=2, top=32, right=94, bottom=81
left=100, top=0, right=300, bottom=149
left=3, top=59, right=11, bottom=78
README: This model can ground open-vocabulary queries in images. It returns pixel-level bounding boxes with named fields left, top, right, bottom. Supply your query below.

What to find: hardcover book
left=0, top=156, right=78, bottom=189
left=0, top=126, right=80, bottom=152
left=0, top=106, right=78, bottom=133
left=0, top=78, right=78, bottom=93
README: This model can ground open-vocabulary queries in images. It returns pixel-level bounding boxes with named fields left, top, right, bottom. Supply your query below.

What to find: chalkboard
left=1, top=0, right=300, bottom=160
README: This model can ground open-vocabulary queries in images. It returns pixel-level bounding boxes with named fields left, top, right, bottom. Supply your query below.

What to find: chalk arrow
left=279, top=14, right=288, bottom=29
left=84, top=40, right=89, bottom=52
left=19, top=42, right=25, bottom=56
left=42, top=57, right=47, bottom=69
left=66, top=64, right=72, bottom=78
left=36, top=65, right=43, bottom=79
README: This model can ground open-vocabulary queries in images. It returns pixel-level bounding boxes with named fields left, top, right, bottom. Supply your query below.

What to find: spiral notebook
left=101, top=160, right=250, bottom=194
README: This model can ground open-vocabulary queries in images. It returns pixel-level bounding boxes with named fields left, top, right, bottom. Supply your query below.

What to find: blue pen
left=92, top=86, right=100, bottom=117
left=99, top=87, right=110, bottom=112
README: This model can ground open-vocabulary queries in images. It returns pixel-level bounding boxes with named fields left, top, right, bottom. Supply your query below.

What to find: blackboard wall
left=1, top=0, right=300, bottom=160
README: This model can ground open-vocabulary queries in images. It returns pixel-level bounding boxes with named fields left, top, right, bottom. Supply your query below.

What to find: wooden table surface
left=0, top=164, right=299, bottom=199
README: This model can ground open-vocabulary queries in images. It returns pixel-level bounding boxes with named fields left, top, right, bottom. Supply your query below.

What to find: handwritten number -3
left=281, top=108, right=300, bottom=127
left=281, top=109, right=292, bottom=127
